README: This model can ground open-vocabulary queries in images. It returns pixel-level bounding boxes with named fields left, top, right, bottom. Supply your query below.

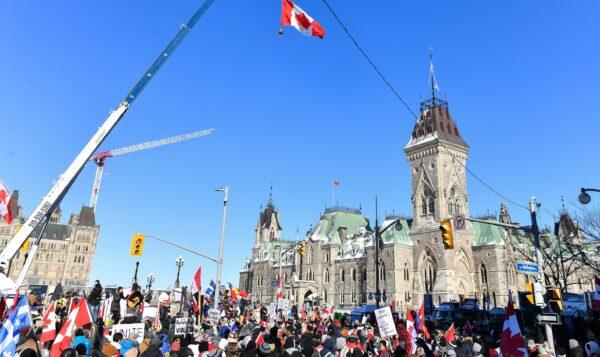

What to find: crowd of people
left=5, top=282, right=600, bottom=357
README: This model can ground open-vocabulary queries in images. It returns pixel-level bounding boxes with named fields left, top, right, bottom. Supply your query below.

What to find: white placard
left=112, top=323, right=144, bottom=344
left=174, top=317, right=196, bottom=335
left=208, top=309, right=221, bottom=324
left=374, top=307, right=397, bottom=337
left=278, top=299, right=290, bottom=313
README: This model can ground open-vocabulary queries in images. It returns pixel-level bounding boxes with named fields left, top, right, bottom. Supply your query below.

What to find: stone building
left=240, top=68, right=596, bottom=310
left=0, top=190, right=100, bottom=289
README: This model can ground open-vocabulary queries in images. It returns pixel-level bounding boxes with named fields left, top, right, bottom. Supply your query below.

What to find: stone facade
left=0, top=191, right=100, bottom=289
left=239, top=92, right=596, bottom=310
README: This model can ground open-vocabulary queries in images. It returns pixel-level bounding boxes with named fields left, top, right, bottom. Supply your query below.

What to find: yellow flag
left=20, top=238, right=30, bottom=254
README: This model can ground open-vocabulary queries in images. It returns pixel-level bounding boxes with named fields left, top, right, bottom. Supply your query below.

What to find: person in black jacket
left=111, top=287, right=124, bottom=324
left=88, top=280, right=103, bottom=320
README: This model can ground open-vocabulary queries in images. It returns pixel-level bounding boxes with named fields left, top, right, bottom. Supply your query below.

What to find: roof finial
left=268, top=182, right=273, bottom=205
left=429, top=46, right=440, bottom=100
left=560, top=195, right=567, bottom=214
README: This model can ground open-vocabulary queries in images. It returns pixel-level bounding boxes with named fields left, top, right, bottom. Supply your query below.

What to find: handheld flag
left=280, top=0, right=325, bottom=39
left=499, top=298, right=528, bottom=357
left=40, top=301, right=58, bottom=343
left=416, top=301, right=431, bottom=339
left=0, top=295, right=32, bottom=356
left=405, top=308, right=417, bottom=354
left=444, top=323, right=456, bottom=343
left=0, top=181, right=13, bottom=224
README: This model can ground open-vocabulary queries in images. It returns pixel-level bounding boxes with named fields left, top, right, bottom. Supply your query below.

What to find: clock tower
left=403, top=59, right=476, bottom=303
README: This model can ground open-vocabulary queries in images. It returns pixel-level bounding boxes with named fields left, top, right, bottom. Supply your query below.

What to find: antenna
left=429, top=46, right=439, bottom=100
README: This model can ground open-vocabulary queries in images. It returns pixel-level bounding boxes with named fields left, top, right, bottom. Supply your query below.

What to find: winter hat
left=336, top=337, right=347, bottom=351
left=259, top=342, right=274, bottom=355
left=120, top=340, right=135, bottom=355
left=472, top=343, right=482, bottom=353
left=569, top=340, right=579, bottom=350
left=585, top=341, right=600, bottom=357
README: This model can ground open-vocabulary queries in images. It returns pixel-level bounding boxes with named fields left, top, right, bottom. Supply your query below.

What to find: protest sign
left=112, top=323, right=144, bottom=344
left=374, top=307, right=397, bottom=337
left=174, top=317, right=196, bottom=335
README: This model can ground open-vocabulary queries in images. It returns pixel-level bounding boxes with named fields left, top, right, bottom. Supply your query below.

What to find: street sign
left=271, top=279, right=279, bottom=287
left=454, top=215, right=466, bottom=230
left=516, top=261, right=539, bottom=275
left=536, top=313, right=561, bottom=325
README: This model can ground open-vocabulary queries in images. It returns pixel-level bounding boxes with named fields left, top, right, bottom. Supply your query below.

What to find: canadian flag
left=593, top=277, right=600, bottom=310
left=281, top=0, right=325, bottom=39
left=275, top=277, right=283, bottom=300
left=499, top=298, right=528, bottom=357
left=416, top=301, right=431, bottom=339
left=255, top=331, right=265, bottom=345
left=405, top=308, right=417, bottom=354
left=0, top=181, right=13, bottom=224
left=51, top=297, right=93, bottom=357
left=40, top=301, right=57, bottom=343
left=444, top=323, right=456, bottom=343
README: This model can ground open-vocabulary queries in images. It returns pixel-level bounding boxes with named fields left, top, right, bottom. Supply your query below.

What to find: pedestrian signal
left=440, top=219, right=454, bottom=249
left=524, top=283, right=535, bottom=305
left=130, top=233, right=145, bottom=256
left=546, top=287, right=563, bottom=311
left=298, top=243, right=306, bottom=257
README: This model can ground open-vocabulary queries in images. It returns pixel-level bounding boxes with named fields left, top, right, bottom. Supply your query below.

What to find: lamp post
left=147, top=273, right=155, bottom=292
left=175, top=256, right=185, bottom=288
left=214, top=186, right=229, bottom=310
left=578, top=188, right=600, bottom=204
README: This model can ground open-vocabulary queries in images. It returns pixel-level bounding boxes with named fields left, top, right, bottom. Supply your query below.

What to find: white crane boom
left=0, top=0, right=218, bottom=287
left=89, top=128, right=215, bottom=208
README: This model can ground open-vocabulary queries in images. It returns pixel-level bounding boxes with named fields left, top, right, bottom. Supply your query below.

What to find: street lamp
left=175, top=256, right=185, bottom=288
left=213, top=186, right=229, bottom=310
left=579, top=188, right=600, bottom=204
left=146, top=273, right=155, bottom=292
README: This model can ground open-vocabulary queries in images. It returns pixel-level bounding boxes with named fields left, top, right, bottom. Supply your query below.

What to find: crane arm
left=91, top=128, right=215, bottom=160
left=0, top=0, right=217, bottom=271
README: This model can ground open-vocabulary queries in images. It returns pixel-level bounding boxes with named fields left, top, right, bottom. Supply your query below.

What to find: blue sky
left=1, top=0, right=598, bottom=289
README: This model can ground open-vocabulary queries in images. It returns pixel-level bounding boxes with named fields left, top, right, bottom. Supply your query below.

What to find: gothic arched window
left=340, top=269, right=345, bottom=282
left=480, top=264, right=488, bottom=286
left=423, top=187, right=435, bottom=216
left=352, top=268, right=356, bottom=282
left=324, top=269, right=329, bottom=283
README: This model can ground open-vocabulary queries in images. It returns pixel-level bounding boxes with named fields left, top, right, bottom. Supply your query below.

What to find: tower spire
left=268, top=182, right=273, bottom=205
left=429, top=46, right=439, bottom=100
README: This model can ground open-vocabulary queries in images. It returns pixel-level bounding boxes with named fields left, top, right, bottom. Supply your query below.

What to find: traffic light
left=298, top=243, right=306, bottom=257
left=440, top=219, right=454, bottom=249
left=130, top=233, right=145, bottom=256
left=546, top=287, right=563, bottom=311
left=524, top=283, right=535, bottom=305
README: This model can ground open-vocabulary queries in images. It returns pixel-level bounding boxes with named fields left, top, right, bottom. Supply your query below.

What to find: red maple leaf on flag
left=294, top=11, right=312, bottom=30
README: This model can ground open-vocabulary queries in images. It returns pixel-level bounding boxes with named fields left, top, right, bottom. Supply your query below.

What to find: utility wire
left=320, top=0, right=530, bottom=212
left=319, top=0, right=419, bottom=119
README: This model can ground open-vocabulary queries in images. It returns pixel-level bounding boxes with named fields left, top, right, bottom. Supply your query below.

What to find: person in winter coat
left=111, top=287, right=124, bottom=324
left=70, top=329, right=92, bottom=355
left=88, top=280, right=103, bottom=321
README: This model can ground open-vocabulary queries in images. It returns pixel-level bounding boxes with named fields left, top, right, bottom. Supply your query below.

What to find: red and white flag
left=593, top=277, right=600, bottom=310
left=333, top=181, right=340, bottom=187
left=444, top=323, right=456, bottom=343
left=255, top=331, right=265, bottom=345
left=191, top=266, right=202, bottom=295
left=0, top=181, right=13, bottom=224
left=275, top=277, right=283, bottom=300
left=417, top=301, right=431, bottom=339
left=281, top=0, right=325, bottom=39
left=405, top=308, right=417, bottom=354
left=50, top=297, right=93, bottom=357
left=153, top=306, right=162, bottom=332
left=499, top=298, right=528, bottom=357
left=40, top=301, right=57, bottom=343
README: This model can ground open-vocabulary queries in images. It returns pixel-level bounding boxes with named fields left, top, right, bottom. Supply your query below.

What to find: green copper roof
left=472, top=220, right=505, bottom=246
left=310, top=209, right=371, bottom=244
left=381, top=218, right=412, bottom=245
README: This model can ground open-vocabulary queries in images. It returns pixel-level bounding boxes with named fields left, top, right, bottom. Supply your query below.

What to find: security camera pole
left=214, top=186, right=229, bottom=310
